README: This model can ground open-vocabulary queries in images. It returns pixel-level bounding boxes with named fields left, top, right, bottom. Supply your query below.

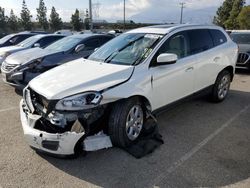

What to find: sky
left=0, top=0, right=250, bottom=24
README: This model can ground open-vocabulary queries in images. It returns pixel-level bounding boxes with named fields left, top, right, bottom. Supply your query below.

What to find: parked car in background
left=54, top=30, right=73, bottom=36
left=230, top=30, right=250, bottom=70
left=19, top=24, right=238, bottom=156
left=0, top=33, right=36, bottom=48
left=1, top=34, right=114, bottom=88
left=0, top=34, right=65, bottom=65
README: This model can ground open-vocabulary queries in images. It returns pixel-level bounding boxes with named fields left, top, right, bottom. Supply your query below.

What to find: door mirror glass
left=33, top=43, right=40, bottom=48
left=75, top=44, right=85, bottom=53
left=157, top=53, right=177, bottom=65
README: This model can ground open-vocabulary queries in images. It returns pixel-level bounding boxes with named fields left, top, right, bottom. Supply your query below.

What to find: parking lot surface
left=0, top=70, right=250, bottom=188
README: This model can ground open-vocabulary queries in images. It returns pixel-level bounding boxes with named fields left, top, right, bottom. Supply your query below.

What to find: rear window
left=230, top=33, right=250, bottom=44
left=187, top=29, right=213, bottom=55
left=209, top=29, right=227, bottom=46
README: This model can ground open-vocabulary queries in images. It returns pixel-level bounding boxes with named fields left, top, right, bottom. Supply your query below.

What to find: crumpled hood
left=29, top=59, right=134, bottom=100
left=0, top=46, right=25, bottom=54
left=238, top=44, right=250, bottom=53
left=5, top=48, right=61, bottom=65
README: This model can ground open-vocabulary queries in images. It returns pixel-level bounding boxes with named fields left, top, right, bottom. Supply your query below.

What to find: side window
left=156, top=31, right=189, bottom=59
left=100, top=36, right=113, bottom=45
left=83, top=38, right=100, bottom=51
left=13, top=35, right=33, bottom=45
left=38, top=36, right=64, bottom=48
left=187, top=29, right=213, bottom=55
left=209, top=29, right=227, bottom=46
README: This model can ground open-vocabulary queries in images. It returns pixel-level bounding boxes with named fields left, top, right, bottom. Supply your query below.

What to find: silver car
left=0, top=34, right=65, bottom=65
left=230, top=31, right=250, bottom=70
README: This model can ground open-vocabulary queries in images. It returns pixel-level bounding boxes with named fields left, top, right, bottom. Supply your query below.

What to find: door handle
left=213, top=57, right=220, bottom=62
left=185, top=67, right=194, bottom=72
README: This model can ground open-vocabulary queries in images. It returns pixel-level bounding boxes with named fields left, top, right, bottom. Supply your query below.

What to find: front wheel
left=108, top=98, right=145, bottom=148
left=211, top=70, right=231, bottom=102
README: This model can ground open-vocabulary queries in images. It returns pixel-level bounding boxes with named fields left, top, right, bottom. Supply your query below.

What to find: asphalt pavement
left=0, top=69, right=249, bottom=188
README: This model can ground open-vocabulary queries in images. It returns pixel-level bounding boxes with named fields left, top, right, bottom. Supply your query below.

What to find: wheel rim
left=218, top=75, right=230, bottom=99
left=125, top=105, right=144, bottom=141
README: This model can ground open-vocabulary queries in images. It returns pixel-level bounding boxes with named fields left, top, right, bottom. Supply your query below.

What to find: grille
left=237, top=53, right=250, bottom=64
left=1, top=61, right=18, bottom=72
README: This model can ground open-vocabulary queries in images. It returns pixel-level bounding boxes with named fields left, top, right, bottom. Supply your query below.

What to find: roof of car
left=127, top=24, right=224, bottom=35
left=231, top=30, right=250, bottom=34
left=68, top=33, right=112, bottom=39
left=32, top=34, right=65, bottom=39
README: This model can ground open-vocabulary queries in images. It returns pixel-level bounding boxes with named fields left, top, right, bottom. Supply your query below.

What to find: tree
left=0, top=6, right=7, bottom=31
left=8, top=9, right=19, bottom=32
left=213, top=0, right=234, bottom=28
left=20, top=0, right=33, bottom=30
left=238, top=5, right=250, bottom=29
left=49, top=6, right=63, bottom=31
left=225, top=0, right=245, bottom=29
left=71, top=9, right=83, bottom=31
left=36, top=0, right=49, bottom=30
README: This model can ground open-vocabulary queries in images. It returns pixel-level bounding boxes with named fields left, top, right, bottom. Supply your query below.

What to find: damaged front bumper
left=20, top=100, right=85, bottom=155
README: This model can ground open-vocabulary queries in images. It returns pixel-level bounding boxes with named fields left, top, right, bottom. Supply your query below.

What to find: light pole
left=180, top=2, right=185, bottom=24
left=123, top=0, right=126, bottom=31
left=89, top=0, right=93, bottom=30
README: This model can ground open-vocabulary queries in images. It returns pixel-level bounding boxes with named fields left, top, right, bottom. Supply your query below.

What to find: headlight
left=55, top=92, right=103, bottom=111
left=28, top=58, right=42, bottom=69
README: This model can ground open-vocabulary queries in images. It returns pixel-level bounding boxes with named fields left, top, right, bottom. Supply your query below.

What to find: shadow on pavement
left=39, top=89, right=250, bottom=188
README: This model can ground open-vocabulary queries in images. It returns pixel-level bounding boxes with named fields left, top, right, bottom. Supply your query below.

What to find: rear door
left=187, top=29, right=218, bottom=91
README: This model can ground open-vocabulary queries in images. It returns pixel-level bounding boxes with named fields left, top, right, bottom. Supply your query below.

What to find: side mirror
left=75, top=44, right=85, bottom=53
left=157, top=53, right=178, bottom=65
left=94, top=48, right=99, bottom=52
left=33, top=43, right=40, bottom=48
left=9, top=39, right=14, bottom=44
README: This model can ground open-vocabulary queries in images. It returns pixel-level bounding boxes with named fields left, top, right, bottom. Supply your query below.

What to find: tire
left=211, top=70, right=232, bottom=102
left=108, top=97, right=145, bottom=148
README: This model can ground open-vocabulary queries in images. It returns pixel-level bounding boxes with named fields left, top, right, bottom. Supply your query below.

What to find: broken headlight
left=55, top=92, right=103, bottom=111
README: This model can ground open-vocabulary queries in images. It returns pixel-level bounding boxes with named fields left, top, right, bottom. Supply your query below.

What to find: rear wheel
left=211, top=70, right=231, bottom=102
left=108, top=97, right=144, bottom=147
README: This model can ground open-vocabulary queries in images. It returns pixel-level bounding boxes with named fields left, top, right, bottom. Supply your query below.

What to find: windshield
left=88, top=33, right=163, bottom=65
left=45, top=37, right=83, bottom=51
left=17, top=35, right=40, bottom=47
left=0, top=34, right=14, bottom=44
left=231, top=33, right=250, bottom=44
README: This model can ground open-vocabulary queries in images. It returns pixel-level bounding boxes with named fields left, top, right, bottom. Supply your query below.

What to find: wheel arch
left=126, top=95, right=152, bottom=112
left=220, top=66, right=234, bottom=82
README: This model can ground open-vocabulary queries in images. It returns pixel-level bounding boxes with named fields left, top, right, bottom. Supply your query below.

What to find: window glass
left=187, top=29, right=213, bottom=55
left=84, top=38, right=100, bottom=50
left=156, top=31, right=189, bottom=59
left=45, top=37, right=83, bottom=52
left=38, top=36, right=64, bottom=48
left=88, top=33, right=163, bottom=65
left=0, top=34, right=14, bottom=44
left=13, top=34, right=33, bottom=45
left=230, top=33, right=250, bottom=44
left=100, top=36, right=114, bottom=44
left=210, top=29, right=227, bottom=46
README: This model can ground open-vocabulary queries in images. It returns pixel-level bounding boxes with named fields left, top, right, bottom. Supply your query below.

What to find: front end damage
left=20, top=87, right=111, bottom=156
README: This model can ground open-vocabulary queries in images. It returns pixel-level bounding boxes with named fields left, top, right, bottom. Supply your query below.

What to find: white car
left=20, top=24, right=238, bottom=156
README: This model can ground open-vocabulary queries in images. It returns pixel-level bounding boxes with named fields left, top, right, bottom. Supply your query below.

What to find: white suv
left=20, top=24, right=238, bottom=156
